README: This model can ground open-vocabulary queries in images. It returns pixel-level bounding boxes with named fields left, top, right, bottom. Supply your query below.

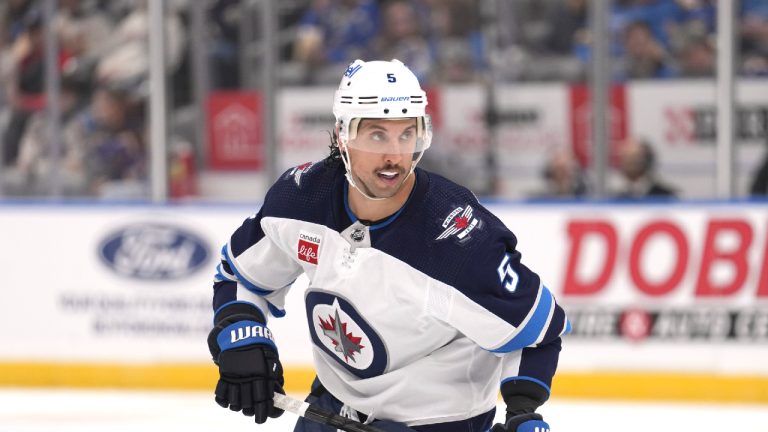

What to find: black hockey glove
left=207, top=303, right=284, bottom=424
left=490, top=412, right=550, bottom=432
left=490, top=379, right=551, bottom=432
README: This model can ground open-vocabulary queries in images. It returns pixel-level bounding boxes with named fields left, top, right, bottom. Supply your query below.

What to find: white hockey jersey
left=212, top=161, right=569, bottom=426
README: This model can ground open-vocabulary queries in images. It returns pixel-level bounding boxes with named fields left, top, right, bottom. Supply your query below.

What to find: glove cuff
left=213, top=302, right=266, bottom=325
left=501, top=379, right=549, bottom=416
left=208, top=302, right=269, bottom=360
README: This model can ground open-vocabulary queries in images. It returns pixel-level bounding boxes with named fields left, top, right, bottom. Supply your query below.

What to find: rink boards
left=1, top=201, right=767, bottom=403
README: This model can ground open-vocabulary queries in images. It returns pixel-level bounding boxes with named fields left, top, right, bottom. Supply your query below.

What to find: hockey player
left=207, top=59, right=569, bottom=432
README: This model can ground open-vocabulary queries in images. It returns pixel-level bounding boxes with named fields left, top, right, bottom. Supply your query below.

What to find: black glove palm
left=208, top=303, right=284, bottom=424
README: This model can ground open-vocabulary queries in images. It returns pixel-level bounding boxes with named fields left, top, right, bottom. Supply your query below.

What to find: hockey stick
left=273, top=393, right=385, bottom=432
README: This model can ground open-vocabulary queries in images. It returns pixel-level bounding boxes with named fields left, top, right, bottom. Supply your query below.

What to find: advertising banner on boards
left=1, top=203, right=766, bottom=376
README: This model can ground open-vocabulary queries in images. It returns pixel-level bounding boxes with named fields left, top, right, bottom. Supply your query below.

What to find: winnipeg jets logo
left=288, top=162, right=315, bottom=187
left=318, top=308, right=365, bottom=363
left=436, top=205, right=479, bottom=241
left=344, top=63, right=362, bottom=78
left=306, top=293, right=384, bottom=377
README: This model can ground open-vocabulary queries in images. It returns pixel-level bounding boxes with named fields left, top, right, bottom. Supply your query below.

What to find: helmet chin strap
left=340, top=147, right=424, bottom=202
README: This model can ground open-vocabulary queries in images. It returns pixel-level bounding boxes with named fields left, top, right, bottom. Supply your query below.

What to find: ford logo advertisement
left=99, top=223, right=210, bottom=280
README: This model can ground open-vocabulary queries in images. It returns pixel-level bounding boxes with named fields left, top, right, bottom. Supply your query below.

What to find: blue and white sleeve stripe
left=533, top=293, right=557, bottom=347
left=213, top=259, right=237, bottom=283
left=491, top=284, right=557, bottom=353
left=213, top=243, right=290, bottom=319
left=222, top=244, right=273, bottom=295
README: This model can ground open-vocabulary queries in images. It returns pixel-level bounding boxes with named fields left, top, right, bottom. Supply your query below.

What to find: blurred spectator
left=292, top=0, right=379, bottom=84
left=530, top=147, right=589, bottom=198
left=208, top=0, right=241, bottom=89
left=546, top=0, right=588, bottom=55
left=2, top=72, right=90, bottom=196
left=750, top=158, right=768, bottom=196
left=677, top=36, right=715, bottom=77
left=0, top=0, right=34, bottom=48
left=0, top=6, right=51, bottom=168
left=94, top=0, right=185, bottom=92
left=63, top=84, right=146, bottom=197
left=499, top=0, right=768, bottom=82
left=615, top=21, right=674, bottom=79
left=491, top=0, right=585, bottom=82
left=372, top=0, right=432, bottom=82
left=749, top=135, right=768, bottom=196
left=665, top=0, right=715, bottom=54
left=614, top=136, right=677, bottom=198
left=740, top=0, right=768, bottom=77
left=55, top=0, right=112, bottom=72
left=611, top=0, right=690, bottom=53
left=425, top=0, right=484, bottom=83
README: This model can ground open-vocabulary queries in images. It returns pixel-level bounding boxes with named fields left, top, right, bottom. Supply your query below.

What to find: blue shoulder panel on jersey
left=229, top=210, right=267, bottom=259
left=228, top=162, right=345, bottom=261
left=258, top=161, right=346, bottom=230
left=370, top=170, right=485, bottom=287
left=218, top=161, right=344, bottom=320
left=371, top=170, right=545, bottom=329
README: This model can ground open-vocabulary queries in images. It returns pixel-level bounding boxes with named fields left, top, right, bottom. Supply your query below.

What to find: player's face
left=344, top=118, right=418, bottom=199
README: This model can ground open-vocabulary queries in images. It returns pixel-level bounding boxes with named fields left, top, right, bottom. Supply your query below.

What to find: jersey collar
left=343, top=169, right=424, bottom=231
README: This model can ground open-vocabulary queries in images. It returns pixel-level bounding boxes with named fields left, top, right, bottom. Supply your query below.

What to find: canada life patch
left=436, top=205, right=479, bottom=241
left=298, top=231, right=321, bottom=264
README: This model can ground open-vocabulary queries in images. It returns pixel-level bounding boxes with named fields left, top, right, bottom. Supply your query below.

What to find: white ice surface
left=0, top=388, right=767, bottom=432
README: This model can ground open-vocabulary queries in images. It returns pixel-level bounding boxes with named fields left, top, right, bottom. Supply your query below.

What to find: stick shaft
left=273, top=393, right=384, bottom=432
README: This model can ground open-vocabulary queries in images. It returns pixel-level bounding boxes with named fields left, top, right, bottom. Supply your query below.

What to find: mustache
left=375, top=164, right=405, bottom=174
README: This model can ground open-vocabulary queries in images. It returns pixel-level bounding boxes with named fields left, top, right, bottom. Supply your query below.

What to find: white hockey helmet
left=333, top=59, right=432, bottom=155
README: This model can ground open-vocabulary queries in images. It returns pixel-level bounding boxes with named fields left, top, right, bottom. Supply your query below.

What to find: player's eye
left=400, top=130, right=414, bottom=141
left=370, top=131, right=386, bottom=142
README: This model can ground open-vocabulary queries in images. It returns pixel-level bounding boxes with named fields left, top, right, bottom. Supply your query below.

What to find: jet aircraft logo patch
left=288, top=162, right=315, bottom=187
left=318, top=308, right=365, bottom=363
left=436, top=205, right=479, bottom=241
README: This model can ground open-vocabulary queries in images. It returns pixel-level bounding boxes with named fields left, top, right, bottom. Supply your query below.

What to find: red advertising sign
left=207, top=91, right=263, bottom=170
left=563, top=217, right=768, bottom=298
left=569, top=84, right=628, bottom=168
